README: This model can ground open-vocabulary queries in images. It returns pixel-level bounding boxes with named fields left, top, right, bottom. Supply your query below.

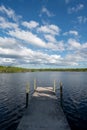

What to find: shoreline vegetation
left=0, top=66, right=87, bottom=73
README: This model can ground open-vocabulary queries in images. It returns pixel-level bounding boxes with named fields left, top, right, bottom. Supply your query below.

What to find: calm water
left=0, top=72, right=87, bottom=130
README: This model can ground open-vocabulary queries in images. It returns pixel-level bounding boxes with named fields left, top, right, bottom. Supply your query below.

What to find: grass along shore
left=0, top=66, right=87, bottom=73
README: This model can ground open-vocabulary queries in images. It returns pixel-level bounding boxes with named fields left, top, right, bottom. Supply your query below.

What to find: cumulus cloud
left=0, top=35, right=65, bottom=67
left=8, top=29, right=64, bottom=51
left=44, top=34, right=56, bottom=42
left=64, top=54, right=80, bottom=66
left=0, top=58, right=16, bottom=66
left=68, top=38, right=81, bottom=50
left=22, top=20, right=39, bottom=29
left=0, top=36, right=87, bottom=67
left=66, top=40, right=87, bottom=66
left=8, top=30, right=47, bottom=48
left=0, top=39, right=63, bottom=67
left=1, top=45, right=86, bottom=67
left=0, top=5, right=87, bottom=68
left=68, top=4, right=84, bottom=14
left=0, top=5, right=62, bottom=52
left=37, top=24, right=60, bottom=35
left=0, top=37, right=19, bottom=49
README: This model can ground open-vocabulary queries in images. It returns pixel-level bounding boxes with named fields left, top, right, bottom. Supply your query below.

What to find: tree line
left=0, top=66, right=87, bottom=73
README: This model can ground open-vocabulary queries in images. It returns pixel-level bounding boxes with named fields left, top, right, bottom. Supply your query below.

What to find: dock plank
left=17, top=87, right=71, bottom=130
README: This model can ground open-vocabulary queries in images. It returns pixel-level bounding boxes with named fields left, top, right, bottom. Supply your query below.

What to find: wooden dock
left=17, top=87, right=71, bottom=130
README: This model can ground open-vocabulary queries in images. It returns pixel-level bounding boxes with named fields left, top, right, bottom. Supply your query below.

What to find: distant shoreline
left=0, top=66, right=87, bottom=73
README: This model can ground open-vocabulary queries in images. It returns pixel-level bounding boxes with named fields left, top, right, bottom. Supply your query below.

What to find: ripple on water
left=0, top=72, right=87, bottom=130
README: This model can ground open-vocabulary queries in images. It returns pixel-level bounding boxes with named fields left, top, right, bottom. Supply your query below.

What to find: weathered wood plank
left=17, top=87, right=71, bottom=130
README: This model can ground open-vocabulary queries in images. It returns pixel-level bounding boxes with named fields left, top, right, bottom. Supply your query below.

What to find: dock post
left=60, top=82, right=63, bottom=107
left=34, top=79, right=36, bottom=91
left=26, top=83, right=30, bottom=108
left=53, top=80, right=56, bottom=92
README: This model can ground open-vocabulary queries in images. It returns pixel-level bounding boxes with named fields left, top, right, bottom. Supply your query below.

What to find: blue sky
left=0, top=0, right=87, bottom=68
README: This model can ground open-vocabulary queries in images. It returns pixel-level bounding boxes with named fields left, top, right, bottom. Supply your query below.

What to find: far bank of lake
left=0, top=66, right=87, bottom=73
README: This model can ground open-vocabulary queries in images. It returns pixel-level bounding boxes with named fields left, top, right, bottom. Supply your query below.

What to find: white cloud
left=56, top=41, right=65, bottom=50
left=1, top=43, right=86, bottom=67
left=8, top=30, right=47, bottom=48
left=0, top=5, right=21, bottom=21
left=46, top=42, right=58, bottom=50
left=77, top=16, right=87, bottom=24
left=22, top=20, right=39, bottom=29
left=67, top=39, right=87, bottom=62
left=68, top=4, right=84, bottom=14
left=82, top=42, right=87, bottom=49
left=65, top=54, right=81, bottom=65
left=0, top=37, right=18, bottom=49
left=66, top=54, right=80, bottom=61
left=69, top=30, right=78, bottom=36
left=48, top=40, right=65, bottom=51
left=30, top=52, right=62, bottom=65
left=37, top=24, right=60, bottom=35
left=40, top=7, right=54, bottom=17
left=8, top=29, right=64, bottom=51
left=65, top=43, right=87, bottom=66
left=0, top=41, right=63, bottom=66
left=0, top=5, right=87, bottom=68
left=0, top=16, right=18, bottom=29
left=44, top=34, right=56, bottom=42
left=0, top=58, right=16, bottom=66
left=68, top=38, right=81, bottom=50
left=0, top=36, right=87, bottom=67
left=63, top=30, right=78, bottom=36
left=0, top=47, right=18, bottom=56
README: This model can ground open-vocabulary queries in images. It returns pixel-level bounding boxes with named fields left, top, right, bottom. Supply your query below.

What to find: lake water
left=0, top=72, right=87, bottom=130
